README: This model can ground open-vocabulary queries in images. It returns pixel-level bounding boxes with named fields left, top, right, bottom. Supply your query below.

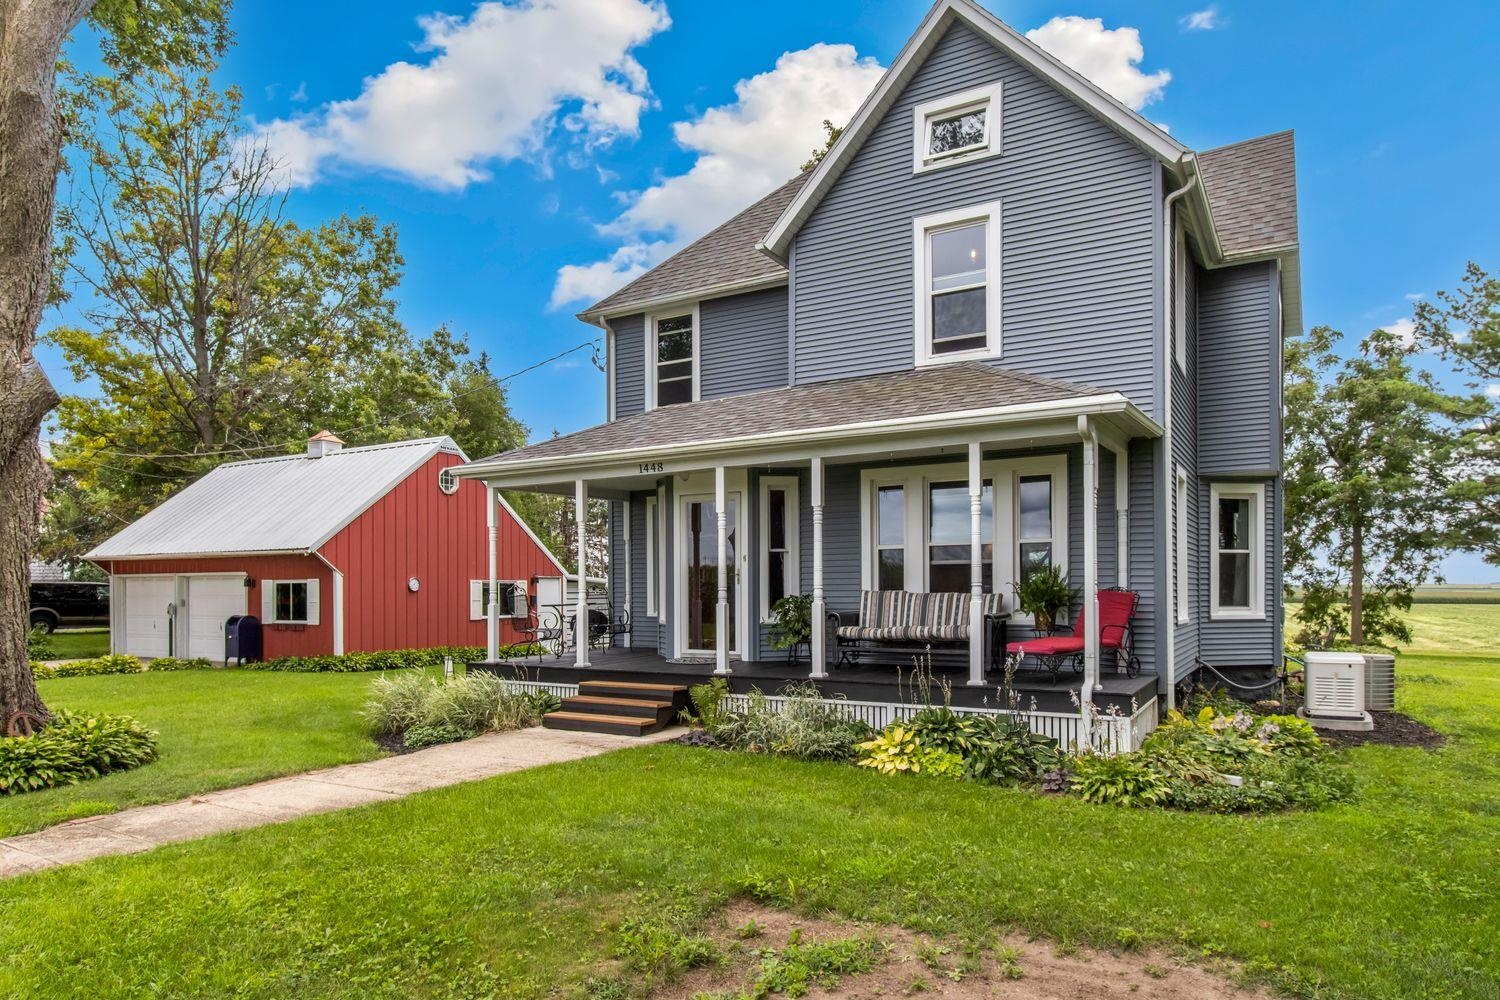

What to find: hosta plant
left=1067, top=751, right=1171, bottom=807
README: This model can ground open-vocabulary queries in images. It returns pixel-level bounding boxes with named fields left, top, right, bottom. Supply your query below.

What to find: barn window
left=438, top=468, right=459, bottom=495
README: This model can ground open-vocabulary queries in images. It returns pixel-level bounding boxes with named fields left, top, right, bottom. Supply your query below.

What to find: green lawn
left=1286, top=601, right=1500, bottom=655
left=0, top=653, right=1494, bottom=998
left=0, top=671, right=383, bottom=837
left=41, top=627, right=111, bottom=660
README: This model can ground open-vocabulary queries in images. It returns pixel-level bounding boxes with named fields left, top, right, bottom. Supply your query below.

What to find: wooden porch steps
left=541, top=680, right=689, bottom=736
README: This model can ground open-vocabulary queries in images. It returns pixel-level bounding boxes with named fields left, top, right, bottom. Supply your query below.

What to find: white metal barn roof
left=88, top=437, right=462, bottom=560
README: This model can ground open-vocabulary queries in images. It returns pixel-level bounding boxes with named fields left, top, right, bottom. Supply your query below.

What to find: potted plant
left=768, top=594, right=813, bottom=653
left=1012, top=564, right=1076, bottom=634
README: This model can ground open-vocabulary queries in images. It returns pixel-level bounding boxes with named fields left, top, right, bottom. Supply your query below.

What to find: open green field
left=0, top=671, right=383, bottom=837
left=1, top=639, right=1496, bottom=997
left=1286, top=601, right=1500, bottom=655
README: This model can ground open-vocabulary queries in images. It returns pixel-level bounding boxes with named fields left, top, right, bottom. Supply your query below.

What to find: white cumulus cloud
left=1026, top=16, right=1171, bottom=111
left=1380, top=317, right=1418, bottom=347
left=1180, top=7, right=1221, bottom=31
left=552, top=42, right=884, bottom=309
left=252, top=0, right=670, bottom=190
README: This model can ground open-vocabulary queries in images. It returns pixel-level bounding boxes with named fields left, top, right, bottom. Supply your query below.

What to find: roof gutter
left=1161, top=170, right=1198, bottom=713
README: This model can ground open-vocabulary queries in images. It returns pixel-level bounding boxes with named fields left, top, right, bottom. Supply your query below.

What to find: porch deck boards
left=473, top=647, right=1157, bottom=715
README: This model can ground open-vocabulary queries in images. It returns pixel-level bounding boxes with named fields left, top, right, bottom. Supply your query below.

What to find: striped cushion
left=838, top=624, right=970, bottom=642
left=921, top=592, right=967, bottom=629
left=857, top=590, right=918, bottom=629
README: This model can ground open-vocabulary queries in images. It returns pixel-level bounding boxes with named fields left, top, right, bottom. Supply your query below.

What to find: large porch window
left=861, top=456, right=1066, bottom=607
left=758, top=476, right=800, bottom=619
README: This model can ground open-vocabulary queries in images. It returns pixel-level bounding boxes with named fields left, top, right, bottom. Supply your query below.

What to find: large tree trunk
left=1349, top=519, right=1364, bottom=647
left=0, top=0, right=95, bottom=724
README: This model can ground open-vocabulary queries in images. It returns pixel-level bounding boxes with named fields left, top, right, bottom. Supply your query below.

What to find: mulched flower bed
left=1255, top=694, right=1446, bottom=750
left=374, top=732, right=419, bottom=756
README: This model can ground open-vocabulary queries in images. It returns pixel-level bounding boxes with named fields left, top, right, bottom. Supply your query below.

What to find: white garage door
left=123, top=577, right=174, bottom=658
left=186, top=576, right=246, bottom=661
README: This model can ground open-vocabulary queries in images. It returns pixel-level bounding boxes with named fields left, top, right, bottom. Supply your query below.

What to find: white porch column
left=621, top=499, right=632, bottom=648
left=1114, top=443, right=1130, bottom=588
left=967, top=441, right=985, bottom=687
left=714, top=465, right=730, bottom=676
left=486, top=483, right=499, bottom=662
left=574, top=478, right=590, bottom=667
left=1079, top=417, right=1102, bottom=746
left=809, top=457, right=827, bottom=680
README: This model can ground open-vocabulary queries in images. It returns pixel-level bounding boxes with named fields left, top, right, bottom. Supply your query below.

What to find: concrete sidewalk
left=0, top=725, right=682, bottom=878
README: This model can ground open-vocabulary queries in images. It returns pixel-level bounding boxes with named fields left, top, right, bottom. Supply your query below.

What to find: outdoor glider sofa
left=1003, top=587, right=1142, bottom=679
left=831, top=590, right=1008, bottom=670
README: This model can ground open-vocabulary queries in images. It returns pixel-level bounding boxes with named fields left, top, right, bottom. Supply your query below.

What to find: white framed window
left=262, top=578, right=320, bottom=625
left=470, top=579, right=527, bottom=620
left=1174, top=224, right=1189, bottom=372
left=438, top=467, right=459, bottom=495
left=913, top=202, right=1002, bottom=366
left=1209, top=483, right=1265, bottom=620
left=646, top=307, right=699, bottom=409
left=912, top=82, right=1003, bottom=173
left=860, top=456, right=1065, bottom=610
left=644, top=494, right=659, bottom=617
left=1175, top=467, right=1191, bottom=624
left=759, top=476, right=800, bottom=620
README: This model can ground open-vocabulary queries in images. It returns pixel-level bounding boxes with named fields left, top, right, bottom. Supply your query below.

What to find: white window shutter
left=470, top=580, right=484, bottom=621
left=305, top=578, right=321, bottom=626
left=509, top=580, right=528, bottom=618
left=261, top=581, right=275, bottom=623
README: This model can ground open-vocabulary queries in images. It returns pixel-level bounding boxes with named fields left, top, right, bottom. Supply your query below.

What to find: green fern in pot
left=768, top=594, right=813, bottom=650
left=1012, top=564, right=1076, bottom=633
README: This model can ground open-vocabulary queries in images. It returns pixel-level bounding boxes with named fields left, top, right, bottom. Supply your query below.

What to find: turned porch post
left=810, top=457, right=828, bottom=680
left=1079, top=417, right=1101, bottom=746
left=714, top=466, right=730, bottom=676
left=575, top=478, right=590, bottom=667
left=486, top=483, right=499, bottom=662
left=967, top=441, right=985, bottom=686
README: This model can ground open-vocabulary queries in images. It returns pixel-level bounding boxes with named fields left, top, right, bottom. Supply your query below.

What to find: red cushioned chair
left=1004, top=587, right=1141, bottom=679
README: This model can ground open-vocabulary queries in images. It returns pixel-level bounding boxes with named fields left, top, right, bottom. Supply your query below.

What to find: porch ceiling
left=458, top=361, right=1160, bottom=492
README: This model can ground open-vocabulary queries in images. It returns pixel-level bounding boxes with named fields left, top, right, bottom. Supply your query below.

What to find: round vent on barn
left=438, top=468, right=459, bottom=495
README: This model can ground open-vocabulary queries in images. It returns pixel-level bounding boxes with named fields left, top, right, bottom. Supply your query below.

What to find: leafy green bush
left=859, top=725, right=940, bottom=775
left=1067, top=752, right=1172, bottom=807
left=684, top=676, right=732, bottom=729
left=710, top=685, right=869, bottom=761
left=0, top=711, right=159, bottom=795
left=1163, top=754, right=1355, bottom=813
left=32, top=653, right=145, bottom=680
left=959, top=716, right=1063, bottom=785
left=142, top=656, right=214, bottom=672
left=363, top=671, right=552, bottom=748
left=27, top=625, right=55, bottom=661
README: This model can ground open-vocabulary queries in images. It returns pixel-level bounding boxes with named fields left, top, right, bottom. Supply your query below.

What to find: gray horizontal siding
left=1198, top=262, right=1278, bottom=475
left=1198, top=477, right=1279, bottom=667
left=792, top=20, right=1159, bottom=412
left=1170, top=219, right=1201, bottom=669
left=611, top=314, right=646, bottom=419
left=701, top=288, right=790, bottom=399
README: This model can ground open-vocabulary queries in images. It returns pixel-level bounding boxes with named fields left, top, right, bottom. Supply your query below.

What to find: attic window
left=913, top=83, right=1003, bottom=173
left=438, top=468, right=459, bottom=495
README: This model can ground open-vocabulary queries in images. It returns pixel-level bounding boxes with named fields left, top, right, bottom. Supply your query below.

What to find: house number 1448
left=638, top=461, right=664, bottom=474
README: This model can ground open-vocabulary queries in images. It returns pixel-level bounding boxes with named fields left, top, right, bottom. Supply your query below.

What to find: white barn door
left=186, top=576, right=246, bottom=661
left=122, top=577, right=174, bottom=658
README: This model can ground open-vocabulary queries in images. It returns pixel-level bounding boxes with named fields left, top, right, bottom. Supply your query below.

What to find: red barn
left=88, top=433, right=568, bottom=661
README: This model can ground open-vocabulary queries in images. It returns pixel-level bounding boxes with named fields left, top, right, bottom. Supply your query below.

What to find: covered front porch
left=456, top=363, right=1165, bottom=745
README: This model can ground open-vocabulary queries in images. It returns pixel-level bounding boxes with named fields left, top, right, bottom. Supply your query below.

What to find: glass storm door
left=685, top=497, right=737, bottom=652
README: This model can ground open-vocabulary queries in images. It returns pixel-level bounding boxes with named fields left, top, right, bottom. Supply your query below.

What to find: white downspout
left=1161, top=167, right=1198, bottom=713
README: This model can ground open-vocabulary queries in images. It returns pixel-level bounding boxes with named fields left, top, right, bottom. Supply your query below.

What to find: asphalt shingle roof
left=583, top=172, right=809, bottom=318
left=1198, top=130, right=1298, bottom=257
left=474, top=362, right=1105, bottom=467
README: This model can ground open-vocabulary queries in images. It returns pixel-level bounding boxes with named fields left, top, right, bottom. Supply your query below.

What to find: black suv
left=29, top=581, right=111, bottom=632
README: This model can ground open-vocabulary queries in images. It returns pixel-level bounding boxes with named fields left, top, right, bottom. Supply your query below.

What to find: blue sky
left=47, top=0, right=1500, bottom=580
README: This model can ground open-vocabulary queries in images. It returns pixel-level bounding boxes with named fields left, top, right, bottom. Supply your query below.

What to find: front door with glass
left=683, top=496, right=738, bottom=652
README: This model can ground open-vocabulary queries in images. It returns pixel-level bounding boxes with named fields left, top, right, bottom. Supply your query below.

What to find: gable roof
left=581, top=172, right=809, bottom=322
left=462, top=362, right=1157, bottom=480
left=1196, top=130, right=1297, bottom=258
left=88, top=437, right=464, bottom=560
left=760, top=0, right=1189, bottom=261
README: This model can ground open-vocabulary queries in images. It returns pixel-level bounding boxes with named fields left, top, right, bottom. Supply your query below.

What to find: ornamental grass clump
left=0, top=711, right=159, bottom=795
left=363, top=670, right=555, bottom=749
left=708, top=684, right=870, bottom=761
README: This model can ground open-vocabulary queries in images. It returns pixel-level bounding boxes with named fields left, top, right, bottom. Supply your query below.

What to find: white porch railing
left=499, top=677, right=1161, bottom=754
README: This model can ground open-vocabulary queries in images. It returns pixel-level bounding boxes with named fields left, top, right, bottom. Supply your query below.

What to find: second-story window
left=913, top=83, right=1003, bottom=173
left=913, top=202, right=1002, bottom=365
left=651, top=311, right=696, bottom=408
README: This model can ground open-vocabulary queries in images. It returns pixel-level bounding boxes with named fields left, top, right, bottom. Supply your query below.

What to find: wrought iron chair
left=1003, top=587, right=1141, bottom=679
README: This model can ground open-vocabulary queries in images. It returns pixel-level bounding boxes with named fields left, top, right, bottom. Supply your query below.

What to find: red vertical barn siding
left=318, top=451, right=563, bottom=652
left=99, top=554, right=333, bottom=658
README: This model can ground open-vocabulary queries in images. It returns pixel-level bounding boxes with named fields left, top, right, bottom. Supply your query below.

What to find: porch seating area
left=831, top=589, right=1008, bottom=669
left=1004, top=587, right=1143, bottom=680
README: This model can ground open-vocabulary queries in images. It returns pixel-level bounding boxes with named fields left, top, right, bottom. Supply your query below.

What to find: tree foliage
left=800, top=119, right=844, bottom=171
left=1412, top=262, right=1500, bottom=566
left=1283, top=325, right=1458, bottom=647
left=42, top=67, right=536, bottom=562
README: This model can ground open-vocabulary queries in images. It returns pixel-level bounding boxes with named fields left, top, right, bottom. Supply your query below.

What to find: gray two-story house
left=459, top=0, right=1297, bottom=747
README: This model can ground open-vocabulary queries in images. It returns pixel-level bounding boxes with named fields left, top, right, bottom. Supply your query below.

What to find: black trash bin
left=224, top=614, right=263, bottom=666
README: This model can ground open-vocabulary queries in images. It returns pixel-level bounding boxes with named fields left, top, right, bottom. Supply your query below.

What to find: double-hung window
left=914, top=203, right=1002, bottom=364
left=875, top=485, right=906, bottom=590
left=1016, top=475, right=1054, bottom=584
left=1210, top=483, right=1265, bottom=619
left=913, top=82, right=1003, bottom=173
left=759, top=477, right=800, bottom=619
left=927, top=480, right=993, bottom=592
left=649, top=310, right=697, bottom=408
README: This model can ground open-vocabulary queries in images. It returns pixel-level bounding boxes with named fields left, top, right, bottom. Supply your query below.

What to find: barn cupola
left=306, top=429, right=345, bottom=459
